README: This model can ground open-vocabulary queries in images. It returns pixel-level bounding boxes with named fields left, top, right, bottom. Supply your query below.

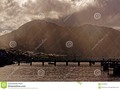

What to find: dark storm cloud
left=95, top=0, right=120, bottom=27
left=61, top=0, right=120, bottom=28
left=0, top=0, right=120, bottom=36
left=98, top=0, right=120, bottom=27
left=0, top=0, right=78, bottom=33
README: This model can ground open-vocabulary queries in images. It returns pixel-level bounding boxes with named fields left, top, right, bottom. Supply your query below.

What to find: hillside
left=0, top=20, right=120, bottom=58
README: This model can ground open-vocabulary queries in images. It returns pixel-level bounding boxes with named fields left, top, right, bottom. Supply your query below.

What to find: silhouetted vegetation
left=0, top=49, right=13, bottom=67
left=0, top=48, right=66, bottom=67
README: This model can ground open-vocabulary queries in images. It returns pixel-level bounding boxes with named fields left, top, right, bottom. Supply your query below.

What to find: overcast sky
left=0, top=0, right=120, bottom=35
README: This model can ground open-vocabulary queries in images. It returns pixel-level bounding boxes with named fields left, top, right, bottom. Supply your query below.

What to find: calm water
left=0, top=62, right=120, bottom=81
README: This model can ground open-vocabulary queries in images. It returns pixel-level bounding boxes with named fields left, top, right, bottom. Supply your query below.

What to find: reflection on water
left=0, top=62, right=120, bottom=81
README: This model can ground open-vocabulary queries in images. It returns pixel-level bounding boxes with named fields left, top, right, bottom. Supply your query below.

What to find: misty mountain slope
left=0, top=20, right=120, bottom=58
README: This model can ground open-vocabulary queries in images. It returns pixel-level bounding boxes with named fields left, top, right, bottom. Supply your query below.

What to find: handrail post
left=78, top=61, right=80, bottom=66
left=42, top=61, right=44, bottom=66
left=66, top=61, right=68, bottom=66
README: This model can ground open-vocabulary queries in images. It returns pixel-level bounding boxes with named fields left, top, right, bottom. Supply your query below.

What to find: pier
left=16, top=57, right=120, bottom=76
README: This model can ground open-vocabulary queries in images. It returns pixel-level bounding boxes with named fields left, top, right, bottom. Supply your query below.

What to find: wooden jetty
left=17, top=57, right=120, bottom=67
left=17, top=57, right=120, bottom=76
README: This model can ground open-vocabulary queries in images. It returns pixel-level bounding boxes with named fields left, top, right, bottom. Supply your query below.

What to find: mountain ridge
left=0, top=20, right=120, bottom=58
